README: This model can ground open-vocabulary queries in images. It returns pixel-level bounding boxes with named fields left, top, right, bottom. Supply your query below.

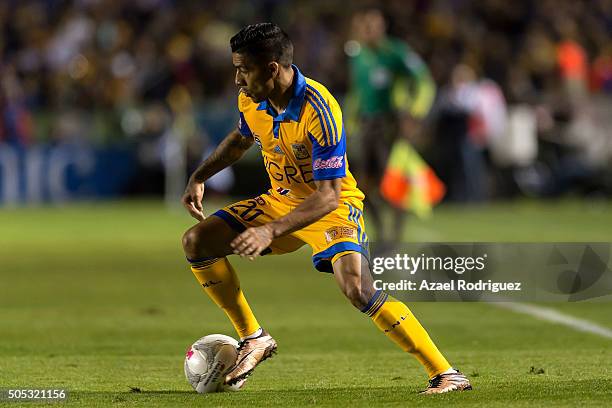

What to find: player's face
left=232, top=53, right=274, bottom=103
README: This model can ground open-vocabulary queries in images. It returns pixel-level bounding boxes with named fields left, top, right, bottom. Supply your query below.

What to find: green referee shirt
left=348, top=37, right=435, bottom=118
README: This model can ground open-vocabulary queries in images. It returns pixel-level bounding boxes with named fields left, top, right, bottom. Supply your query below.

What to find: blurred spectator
left=0, top=0, right=609, bottom=202
left=127, top=103, right=171, bottom=195
left=591, top=45, right=612, bottom=93
left=429, top=64, right=488, bottom=202
left=0, top=0, right=606, bottom=114
left=0, top=64, right=34, bottom=147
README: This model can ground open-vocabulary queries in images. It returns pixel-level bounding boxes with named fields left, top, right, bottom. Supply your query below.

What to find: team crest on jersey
left=253, top=134, right=263, bottom=150
left=273, top=145, right=284, bottom=155
left=325, top=226, right=357, bottom=243
left=291, top=143, right=310, bottom=160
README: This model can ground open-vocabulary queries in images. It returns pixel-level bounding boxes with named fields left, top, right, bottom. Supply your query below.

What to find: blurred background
left=0, top=0, right=611, bottom=207
left=2, top=3, right=612, bottom=403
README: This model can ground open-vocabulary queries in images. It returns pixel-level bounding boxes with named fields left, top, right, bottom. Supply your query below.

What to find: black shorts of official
left=357, top=113, right=399, bottom=183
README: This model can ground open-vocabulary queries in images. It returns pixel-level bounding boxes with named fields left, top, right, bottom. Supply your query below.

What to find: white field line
left=489, top=302, right=612, bottom=340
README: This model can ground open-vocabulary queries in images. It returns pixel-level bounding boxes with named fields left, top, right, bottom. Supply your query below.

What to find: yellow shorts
left=212, top=191, right=369, bottom=273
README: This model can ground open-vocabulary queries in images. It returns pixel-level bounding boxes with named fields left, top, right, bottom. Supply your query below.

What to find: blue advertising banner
left=0, top=143, right=136, bottom=204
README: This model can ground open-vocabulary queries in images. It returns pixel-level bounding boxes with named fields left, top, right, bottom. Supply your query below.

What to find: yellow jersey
left=237, top=65, right=364, bottom=204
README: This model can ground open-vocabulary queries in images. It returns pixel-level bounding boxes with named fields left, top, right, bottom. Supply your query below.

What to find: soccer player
left=181, top=23, right=471, bottom=394
left=347, top=8, right=436, bottom=244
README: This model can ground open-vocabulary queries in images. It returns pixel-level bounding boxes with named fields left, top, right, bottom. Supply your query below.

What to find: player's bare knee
left=181, top=228, right=196, bottom=257
left=182, top=226, right=208, bottom=259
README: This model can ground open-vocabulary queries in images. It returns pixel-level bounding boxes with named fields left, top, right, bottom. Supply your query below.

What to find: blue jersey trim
left=312, top=241, right=370, bottom=273
left=305, top=95, right=331, bottom=145
left=211, top=209, right=273, bottom=256
left=306, top=84, right=339, bottom=145
left=305, top=90, right=335, bottom=146
left=311, top=174, right=346, bottom=180
left=284, top=65, right=307, bottom=121
left=346, top=203, right=367, bottom=245
left=346, top=203, right=365, bottom=245
left=211, top=209, right=246, bottom=233
left=309, top=131, right=347, bottom=180
left=255, top=65, right=306, bottom=122
left=238, top=112, right=253, bottom=137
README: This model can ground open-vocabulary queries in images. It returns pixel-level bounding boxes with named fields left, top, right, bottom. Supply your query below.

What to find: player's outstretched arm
left=231, top=179, right=341, bottom=259
left=267, top=178, right=341, bottom=236
left=182, top=129, right=254, bottom=221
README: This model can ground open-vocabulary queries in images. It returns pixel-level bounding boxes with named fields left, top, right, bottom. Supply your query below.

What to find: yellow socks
left=190, top=257, right=260, bottom=338
left=189, top=259, right=449, bottom=378
left=362, top=290, right=451, bottom=378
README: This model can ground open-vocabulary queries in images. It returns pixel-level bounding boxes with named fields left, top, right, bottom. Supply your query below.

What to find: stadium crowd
left=1, top=0, right=611, bottom=199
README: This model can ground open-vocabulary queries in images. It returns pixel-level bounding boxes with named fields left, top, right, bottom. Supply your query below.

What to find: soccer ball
left=184, top=334, right=246, bottom=393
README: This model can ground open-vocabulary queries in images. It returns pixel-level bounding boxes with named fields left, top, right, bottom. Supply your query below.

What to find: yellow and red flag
left=380, top=139, right=445, bottom=218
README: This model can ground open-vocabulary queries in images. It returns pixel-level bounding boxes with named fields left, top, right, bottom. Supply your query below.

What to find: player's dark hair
left=230, top=23, right=293, bottom=67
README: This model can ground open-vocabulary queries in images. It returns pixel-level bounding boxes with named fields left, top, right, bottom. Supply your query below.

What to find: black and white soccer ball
left=184, top=334, right=246, bottom=393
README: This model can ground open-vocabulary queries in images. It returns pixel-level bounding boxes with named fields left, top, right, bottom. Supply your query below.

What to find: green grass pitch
left=1, top=199, right=611, bottom=407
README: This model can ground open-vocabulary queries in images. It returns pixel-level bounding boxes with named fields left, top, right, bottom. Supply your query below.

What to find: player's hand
left=231, top=225, right=274, bottom=260
left=182, top=179, right=205, bottom=221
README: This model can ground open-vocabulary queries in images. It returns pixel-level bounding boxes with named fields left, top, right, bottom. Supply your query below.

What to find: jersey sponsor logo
left=313, top=156, right=343, bottom=170
left=273, top=145, right=284, bottom=155
left=264, top=156, right=314, bottom=184
left=291, top=143, right=310, bottom=160
left=276, top=187, right=290, bottom=195
left=325, top=226, right=357, bottom=243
